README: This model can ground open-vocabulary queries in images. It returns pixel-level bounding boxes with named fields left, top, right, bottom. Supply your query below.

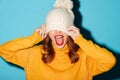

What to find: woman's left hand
left=67, top=26, right=80, bottom=40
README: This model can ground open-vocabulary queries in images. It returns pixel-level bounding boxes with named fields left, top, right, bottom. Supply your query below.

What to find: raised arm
left=68, top=26, right=116, bottom=76
left=75, top=34, right=116, bottom=76
left=0, top=29, right=43, bottom=68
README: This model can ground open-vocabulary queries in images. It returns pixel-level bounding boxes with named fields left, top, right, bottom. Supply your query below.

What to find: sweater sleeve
left=74, top=34, right=116, bottom=76
left=0, top=31, right=43, bottom=68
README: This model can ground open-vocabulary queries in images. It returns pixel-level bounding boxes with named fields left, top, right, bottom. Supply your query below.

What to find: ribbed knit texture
left=0, top=31, right=116, bottom=80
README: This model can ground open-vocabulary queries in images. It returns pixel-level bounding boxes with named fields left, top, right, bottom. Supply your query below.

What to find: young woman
left=0, top=0, right=116, bottom=80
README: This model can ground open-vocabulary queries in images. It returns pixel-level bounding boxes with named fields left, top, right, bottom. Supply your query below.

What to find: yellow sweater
left=0, top=31, right=116, bottom=80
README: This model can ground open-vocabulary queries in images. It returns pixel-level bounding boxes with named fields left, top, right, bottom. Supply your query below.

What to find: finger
left=70, top=26, right=80, bottom=30
left=40, top=29, right=45, bottom=37
left=43, top=32, right=47, bottom=38
left=68, top=26, right=76, bottom=34
left=41, top=29, right=47, bottom=38
left=38, top=30, right=42, bottom=36
left=35, top=28, right=40, bottom=33
left=36, top=24, right=47, bottom=38
left=68, top=26, right=74, bottom=31
left=41, top=24, right=46, bottom=29
left=70, top=26, right=80, bottom=34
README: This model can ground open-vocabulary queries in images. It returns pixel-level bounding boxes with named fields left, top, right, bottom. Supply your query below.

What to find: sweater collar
left=52, top=42, right=69, bottom=53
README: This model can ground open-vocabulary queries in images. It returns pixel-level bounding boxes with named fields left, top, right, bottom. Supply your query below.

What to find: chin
left=55, top=44, right=65, bottom=49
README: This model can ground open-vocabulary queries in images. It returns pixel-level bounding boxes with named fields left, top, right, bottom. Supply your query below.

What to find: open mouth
left=54, top=35, right=64, bottom=46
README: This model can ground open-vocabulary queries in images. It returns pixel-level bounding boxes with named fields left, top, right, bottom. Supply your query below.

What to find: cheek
left=49, top=33, right=52, bottom=38
left=64, top=36, right=68, bottom=43
left=49, top=34, right=54, bottom=41
left=48, top=31, right=55, bottom=37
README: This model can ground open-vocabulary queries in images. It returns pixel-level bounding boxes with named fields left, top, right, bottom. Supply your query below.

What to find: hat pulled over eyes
left=45, top=0, right=74, bottom=34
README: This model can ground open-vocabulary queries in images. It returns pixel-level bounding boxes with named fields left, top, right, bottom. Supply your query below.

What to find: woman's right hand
left=36, top=24, right=47, bottom=38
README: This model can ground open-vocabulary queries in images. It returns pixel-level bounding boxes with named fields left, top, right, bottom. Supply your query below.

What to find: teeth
left=56, top=36, right=62, bottom=39
left=55, top=35, right=63, bottom=39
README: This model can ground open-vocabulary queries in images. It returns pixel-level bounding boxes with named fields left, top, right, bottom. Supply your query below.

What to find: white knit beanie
left=45, top=0, right=74, bottom=34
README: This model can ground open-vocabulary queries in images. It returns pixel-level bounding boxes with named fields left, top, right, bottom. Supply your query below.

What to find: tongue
left=55, top=37, right=64, bottom=46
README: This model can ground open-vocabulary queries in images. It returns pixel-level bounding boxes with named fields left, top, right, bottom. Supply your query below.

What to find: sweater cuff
left=32, top=30, right=43, bottom=44
left=74, top=34, right=83, bottom=45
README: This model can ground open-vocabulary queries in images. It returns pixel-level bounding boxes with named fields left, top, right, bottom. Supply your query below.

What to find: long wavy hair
left=42, top=35, right=80, bottom=64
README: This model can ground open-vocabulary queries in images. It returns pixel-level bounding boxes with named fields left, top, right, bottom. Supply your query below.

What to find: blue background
left=0, top=0, right=120, bottom=80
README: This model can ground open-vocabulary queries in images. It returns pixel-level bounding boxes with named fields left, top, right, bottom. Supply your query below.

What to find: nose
left=56, top=30, right=62, bottom=33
